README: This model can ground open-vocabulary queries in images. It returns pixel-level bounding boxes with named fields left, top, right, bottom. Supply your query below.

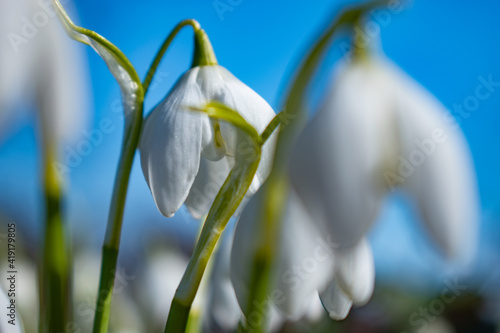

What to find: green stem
left=242, top=176, right=288, bottom=333
left=143, top=19, right=208, bottom=95
left=165, top=152, right=261, bottom=333
left=92, top=96, right=144, bottom=333
left=260, top=112, right=283, bottom=143
left=40, top=144, right=71, bottom=333
left=242, top=2, right=388, bottom=331
left=191, top=28, right=218, bottom=67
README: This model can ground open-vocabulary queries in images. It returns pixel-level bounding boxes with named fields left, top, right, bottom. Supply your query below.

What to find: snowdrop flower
left=288, top=56, right=478, bottom=257
left=231, top=188, right=375, bottom=321
left=281, top=56, right=477, bottom=316
left=74, top=251, right=144, bottom=333
left=140, top=32, right=276, bottom=218
left=204, top=225, right=243, bottom=331
left=139, top=249, right=189, bottom=330
left=0, top=0, right=89, bottom=143
left=231, top=55, right=478, bottom=322
left=210, top=223, right=284, bottom=332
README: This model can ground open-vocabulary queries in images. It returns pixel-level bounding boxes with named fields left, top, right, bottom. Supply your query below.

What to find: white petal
left=140, top=252, right=188, bottom=325
left=199, top=66, right=277, bottom=192
left=234, top=195, right=251, bottom=217
left=230, top=190, right=263, bottom=315
left=273, top=190, right=336, bottom=319
left=185, top=155, right=255, bottom=220
left=185, top=157, right=232, bottom=219
left=319, top=279, right=353, bottom=321
left=305, top=295, right=328, bottom=323
left=215, top=66, right=277, bottom=186
left=335, top=238, right=375, bottom=305
left=231, top=189, right=336, bottom=319
left=289, top=60, right=395, bottom=247
left=384, top=59, right=479, bottom=258
left=206, top=227, right=243, bottom=331
left=140, top=68, right=208, bottom=217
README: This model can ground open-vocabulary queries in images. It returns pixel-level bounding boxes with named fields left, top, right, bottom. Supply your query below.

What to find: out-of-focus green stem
left=40, top=142, right=71, bottom=333
left=242, top=2, right=389, bottom=332
left=93, top=93, right=144, bottom=333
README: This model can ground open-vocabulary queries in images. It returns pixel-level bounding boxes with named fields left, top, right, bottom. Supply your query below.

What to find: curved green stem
left=164, top=103, right=262, bottom=332
left=165, top=154, right=261, bottom=333
left=242, top=2, right=389, bottom=332
left=92, top=96, right=144, bottom=333
left=191, top=28, right=218, bottom=68
left=40, top=143, right=71, bottom=333
left=260, top=112, right=283, bottom=143
left=143, top=19, right=204, bottom=94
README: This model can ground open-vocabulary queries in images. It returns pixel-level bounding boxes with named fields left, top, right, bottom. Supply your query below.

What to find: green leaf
left=166, top=103, right=262, bottom=333
left=260, top=112, right=283, bottom=144
left=51, top=0, right=143, bottom=117
left=188, top=101, right=262, bottom=145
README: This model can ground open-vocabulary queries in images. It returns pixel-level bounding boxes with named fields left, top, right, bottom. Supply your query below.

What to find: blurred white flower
left=209, top=224, right=284, bottom=332
left=204, top=226, right=243, bottom=331
left=0, top=0, right=89, bottom=144
left=139, top=244, right=209, bottom=331
left=231, top=189, right=375, bottom=321
left=140, top=64, right=276, bottom=218
left=0, top=284, right=24, bottom=332
left=420, top=317, right=455, bottom=333
left=73, top=251, right=144, bottom=333
left=231, top=56, right=478, bottom=322
left=289, top=57, right=478, bottom=258
left=139, top=249, right=189, bottom=329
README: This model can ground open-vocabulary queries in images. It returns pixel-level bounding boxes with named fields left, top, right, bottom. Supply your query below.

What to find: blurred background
left=1, top=0, right=499, bottom=332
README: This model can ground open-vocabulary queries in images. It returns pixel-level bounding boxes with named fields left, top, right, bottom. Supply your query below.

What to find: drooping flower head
left=140, top=28, right=277, bottom=218
left=289, top=56, right=478, bottom=257
left=231, top=52, right=479, bottom=321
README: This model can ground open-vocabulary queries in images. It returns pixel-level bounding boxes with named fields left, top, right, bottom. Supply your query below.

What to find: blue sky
left=1, top=0, right=499, bottom=289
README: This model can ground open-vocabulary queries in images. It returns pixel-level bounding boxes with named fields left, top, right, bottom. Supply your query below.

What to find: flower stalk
left=93, top=95, right=144, bottom=332
left=143, top=19, right=216, bottom=94
left=40, top=141, right=71, bottom=333
left=164, top=103, right=266, bottom=333
left=240, top=2, right=389, bottom=332
left=94, top=17, right=219, bottom=333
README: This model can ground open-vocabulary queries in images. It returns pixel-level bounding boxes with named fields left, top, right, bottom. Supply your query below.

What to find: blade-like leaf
left=188, top=101, right=261, bottom=145
left=51, top=0, right=143, bottom=116
left=166, top=101, right=263, bottom=332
